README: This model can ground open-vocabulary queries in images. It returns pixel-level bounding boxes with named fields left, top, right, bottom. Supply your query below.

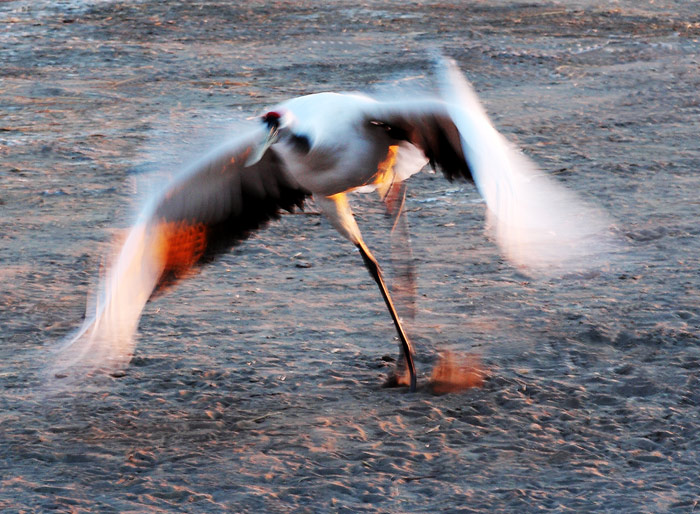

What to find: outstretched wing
left=46, top=129, right=310, bottom=385
left=151, top=129, right=309, bottom=291
left=437, top=58, right=620, bottom=275
left=365, top=61, right=619, bottom=276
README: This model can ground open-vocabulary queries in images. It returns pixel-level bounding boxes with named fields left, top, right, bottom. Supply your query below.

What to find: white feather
left=439, top=58, right=619, bottom=276
left=354, top=142, right=428, bottom=194
left=46, top=221, right=163, bottom=386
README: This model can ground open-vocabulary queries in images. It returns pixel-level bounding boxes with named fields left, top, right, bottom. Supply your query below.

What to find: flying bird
left=48, top=58, right=617, bottom=392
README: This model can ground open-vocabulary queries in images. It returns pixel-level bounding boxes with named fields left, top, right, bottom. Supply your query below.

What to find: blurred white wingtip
left=44, top=223, right=163, bottom=390
left=438, top=57, right=623, bottom=277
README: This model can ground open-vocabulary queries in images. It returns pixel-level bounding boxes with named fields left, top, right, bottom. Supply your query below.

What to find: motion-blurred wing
left=151, top=129, right=309, bottom=290
left=46, top=129, right=310, bottom=385
left=437, top=58, right=618, bottom=275
left=368, top=61, right=618, bottom=276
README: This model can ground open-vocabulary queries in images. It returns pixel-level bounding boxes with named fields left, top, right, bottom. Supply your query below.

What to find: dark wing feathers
left=367, top=100, right=474, bottom=182
left=150, top=132, right=310, bottom=292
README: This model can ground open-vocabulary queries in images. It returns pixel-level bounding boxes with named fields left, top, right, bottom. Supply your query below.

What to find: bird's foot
left=382, top=367, right=413, bottom=389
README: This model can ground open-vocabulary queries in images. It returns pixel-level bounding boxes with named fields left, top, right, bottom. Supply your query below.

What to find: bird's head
left=262, top=110, right=282, bottom=127
left=245, top=109, right=294, bottom=166
left=262, top=109, right=296, bottom=131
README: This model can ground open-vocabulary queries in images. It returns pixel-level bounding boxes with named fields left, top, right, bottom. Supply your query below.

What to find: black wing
left=149, top=129, right=310, bottom=291
left=46, top=129, right=310, bottom=382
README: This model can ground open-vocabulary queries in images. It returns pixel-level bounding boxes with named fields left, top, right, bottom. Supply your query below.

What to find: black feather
left=151, top=143, right=310, bottom=294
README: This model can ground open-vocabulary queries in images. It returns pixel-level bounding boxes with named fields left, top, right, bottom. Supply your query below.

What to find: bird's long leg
left=314, top=193, right=418, bottom=392
left=355, top=240, right=417, bottom=392
left=381, top=180, right=416, bottom=322
left=378, top=180, right=417, bottom=381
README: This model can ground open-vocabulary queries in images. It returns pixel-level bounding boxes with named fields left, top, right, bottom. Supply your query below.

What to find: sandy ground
left=2, top=0, right=700, bottom=511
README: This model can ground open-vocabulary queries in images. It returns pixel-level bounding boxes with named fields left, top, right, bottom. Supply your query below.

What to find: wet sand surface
left=2, top=1, right=700, bottom=511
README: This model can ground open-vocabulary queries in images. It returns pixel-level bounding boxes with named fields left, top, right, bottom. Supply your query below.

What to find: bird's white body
left=46, top=58, right=620, bottom=392
left=273, top=92, right=398, bottom=196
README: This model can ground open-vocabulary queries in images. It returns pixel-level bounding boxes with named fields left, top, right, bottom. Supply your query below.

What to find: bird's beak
left=245, top=124, right=279, bottom=166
